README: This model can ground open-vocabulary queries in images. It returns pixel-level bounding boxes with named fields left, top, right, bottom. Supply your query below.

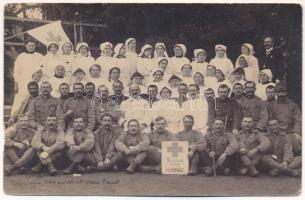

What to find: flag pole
left=4, top=31, right=28, bottom=41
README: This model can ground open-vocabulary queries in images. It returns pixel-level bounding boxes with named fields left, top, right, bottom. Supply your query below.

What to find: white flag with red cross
left=27, top=20, right=70, bottom=46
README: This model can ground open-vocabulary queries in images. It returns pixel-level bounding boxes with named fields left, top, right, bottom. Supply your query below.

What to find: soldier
left=267, top=82, right=302, bottom=156
left=208, top=84, right=241, bottom=136
left=63, top=117, right=95, bottom=174
left=84, top=82, right=96, bottom=101
left=92, top=113, right=123, bottom=170
left=231, top=83, right=244, bottom=103
left=8, top=81, right=39, bottom=125
left=261, top=119, right=301, bottom=177
left=31, top=116, right=65, bottom=176
left=175, top=115, right=206, bottom=175
left=175, top=83, right=188, bottom=107
left=237, top=117, right=271, bottom=177
left=108, top=80, right=129, bottom=106
left=238, top=81, right=268, bottom=131
left=265, top=85, right=276, bottom=103
left=114, top=119, right=150, bottom=174
left=27, top=81, right=63, bottom=130
left=202, top=119, right=239, bottom=176
left=140, top=84, right=159, bottom=108
left=62, top=82, right=96, bottom=131
left=4, top=115, right=36, bottom=175
left=57, top=82, right=72, bottom=110
left=139, top=116, right=175, bottom=173
left=93, top=85, right=122, bottom=126
left=204, top=88, right=215, bottom=102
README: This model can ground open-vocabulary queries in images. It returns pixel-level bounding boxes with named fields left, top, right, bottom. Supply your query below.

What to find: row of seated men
left=4, top=113, right=301, bottom=177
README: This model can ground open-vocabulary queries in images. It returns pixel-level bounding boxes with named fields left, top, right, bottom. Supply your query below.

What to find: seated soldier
left=63, top=117, right=95, bottom=174
left=4, top=115, right=36, bottom=175
left=114, top=119, right=150, bottom=174
left=203, top=119, right=239, bottom=176
left=31, top=116, right=65, bottom=176
left=91, top=113, right=123, bottom=171
left=261, top=119, right=301, bottom=177
left=175, top=115, right=206, bottom=175
left=139, top=116, right=175, bottom=173
left=237, top=117, right=271, bottom=177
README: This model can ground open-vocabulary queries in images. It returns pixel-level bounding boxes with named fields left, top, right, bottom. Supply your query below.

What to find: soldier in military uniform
left=91, top=113, right=123, bottom=170
left=63, top=117, right=95, bottom=174
left=175, top=115, right=206, bottom=175
left=8, top=81, right=39, bottom=125
left=31, top=116, right=65, bottom=176
left=84, top=82, right=96, bottom=101
left=108, top=80, right=129, bottom=106
left=114, top=119, right=150, bottom=174
left=27, top=81, right=63, bottom=130
left=267, top=82, right=302, bottom=156
left=139, top=116, right=175, bottom=173
left=4, top=115, right=36, bottom=175
left=202, top=119, right=239, bottom=176
left=238, top=81, right=268, bottom=131
left=208, top=84, right=241, bottom=136
left=237, top=117, right=271, bottom=177
left=261, top=119, right=301, bottom=177
left=62, top=82, right=96, bottom=131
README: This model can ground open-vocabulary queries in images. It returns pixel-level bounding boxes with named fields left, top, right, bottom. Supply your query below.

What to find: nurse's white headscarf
left=174, top=44, right=187, bottom=57
left=113, top=43, right=124, bottom=58
left=59, top=41, right=76, bottom=56
left=215, top=44, right=227, bottom=58
left=46, top=41, right=59, bottom=55
left=242, top=43, right=255, bottom=55
left=260, top=69, right=273, bottom=82
left=125, top=37, right=136, bottom=51
left=193, top=48, right=207, bottom=61
left=76, top=42, right=91, bottom=57
left=138, top=44, right=153, bottom=58
left=100, top=42, right=113, bottom=56
left=154, top=42, right=168, bottom=58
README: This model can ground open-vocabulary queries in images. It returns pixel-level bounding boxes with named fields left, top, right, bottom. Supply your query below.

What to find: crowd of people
left=4, top=36, right=302, bottom=177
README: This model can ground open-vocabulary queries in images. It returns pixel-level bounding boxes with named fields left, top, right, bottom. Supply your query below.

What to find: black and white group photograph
left=1, top=1, right=303, bottom=197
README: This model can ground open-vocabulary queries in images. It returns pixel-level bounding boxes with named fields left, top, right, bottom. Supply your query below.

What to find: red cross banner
left=27, top=20, right=70, bottom=46
left=162, top=141, right=189, bottom=175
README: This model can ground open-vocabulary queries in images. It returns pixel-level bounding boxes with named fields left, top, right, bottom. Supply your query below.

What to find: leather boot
left=47, top=163, right=57, bottom=176
left=63, top=162, right=76, bottom=174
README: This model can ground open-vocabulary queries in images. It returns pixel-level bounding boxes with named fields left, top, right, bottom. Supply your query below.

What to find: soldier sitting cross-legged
left=31, top=115, right=65, bottom=176
left=114, top=119, right=150, bottom=174
left=261, top=119, right=301, bottom=177
left=4, top=115, right=36, bottom=175
left=202, top=119, right=239, bottom=176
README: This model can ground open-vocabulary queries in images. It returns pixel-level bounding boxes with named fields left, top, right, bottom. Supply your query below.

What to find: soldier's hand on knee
left=22, top=140, right=30, bottom=148
left=104, top=158, right=111, bottom=165
left=188, top=150, right=194, bottom=159
left=247, top=148, right=258, bottom=158
left=240, top=148, right=247, bottom=154
left=280, top=161, right=288, bottom=170
left=97, top=161, right=104, bottom=168
left=217, top=153, right=227, bottom=166
left=209, top=151, right=215, bottom=158
left=13, top=142, right=24, bottom=150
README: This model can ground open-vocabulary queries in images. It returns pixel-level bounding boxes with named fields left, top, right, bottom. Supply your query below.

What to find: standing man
left=4, top=115, right=36, bottom=175
left=267, top=82, right=302, bottom=155
left=108, top=80, right=129, bottom=106
left=259, top=36, right=285, bottom=82
left=208, top=84, right=241, bottom=136
left=63, top=117, right=95, bottom=174
left=84, top=82, right=96, bottom=101
left=115, top=119, right=150, bottom=174
left=140, top=84, right=159, bottom=108
left=175, top=83, right=188, bottom=107
left=9, top=81, right=39, bottom=125
left=237, top=117, right=271, bottom=177
left=11, top=40, right=43, bottom=115
left=238, top=81, right=268, bottom=132
left=261, top=119, right=301, bottom=177
left=62, top=82, right=96, bottom=131
left=27, top=81, right=62, bottom=130
left=120, top=84, right=151, bottom=129
left=31, top=116, right=65, bottom=176
left=231, top=83, right=244, bottom=103
left=175, top=115, right=206, bottom=175
left=140, top=116, right=175, bottom=173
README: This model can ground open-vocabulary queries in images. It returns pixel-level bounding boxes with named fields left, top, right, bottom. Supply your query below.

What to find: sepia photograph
left=2, top=1, right=303, bottom=196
